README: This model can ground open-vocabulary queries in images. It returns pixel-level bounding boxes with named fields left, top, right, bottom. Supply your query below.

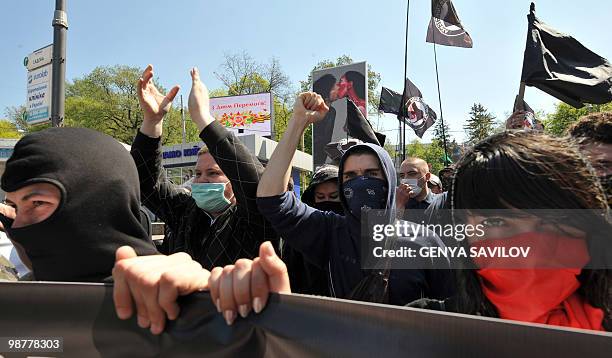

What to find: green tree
left=215, top=52, right=292, bottom=99
left=0, top=119, right=22, bottom=138
left=4, top=105, right=50, bottom=133
left=433, top=118, right=452, bottom=145
left=433, top=119, right=453, bottom=164
left=543, top=102, right=612, bottom=136
left=212, top=52, right=309, bottom=152
left=405, top=139, right=446, bottom=175
left=64, top=65, right=192, bottom=145
left=464, top=103, right=496, bottom=144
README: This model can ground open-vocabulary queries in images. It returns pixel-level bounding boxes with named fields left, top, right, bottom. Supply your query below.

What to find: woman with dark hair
left=446, top=131, right=611, bottom=331
left=280, top=165, right=342, bottom=296
left=338, top=71, right=367, bottom=115
left=301, top=164, right=343, bottom=214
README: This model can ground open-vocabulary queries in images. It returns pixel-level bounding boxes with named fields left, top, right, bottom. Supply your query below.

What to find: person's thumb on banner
left=249, top=241, right=291, bottom=315
left=259, top=241, right=291, bottom=294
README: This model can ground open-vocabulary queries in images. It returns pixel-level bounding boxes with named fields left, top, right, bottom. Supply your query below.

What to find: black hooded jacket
left=130, top=121, right=278, bottom=269
left=257, top=143, right=454, bottom=305
left=283, top=165, right=340, bottom=296
left=0, top=127, right=158, bottom=282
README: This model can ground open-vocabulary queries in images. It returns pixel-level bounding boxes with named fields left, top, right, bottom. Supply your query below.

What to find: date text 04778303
left=0, top=337, right=63, bottom=353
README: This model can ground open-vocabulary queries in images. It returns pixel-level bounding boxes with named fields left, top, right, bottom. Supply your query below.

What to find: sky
left=1, top=0, right=611, bottom=144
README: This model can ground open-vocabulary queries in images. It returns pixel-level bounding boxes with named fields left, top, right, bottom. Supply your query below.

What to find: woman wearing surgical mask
left=438, top=131, right=611, bottom=331
left=190, top=147, right=236, bottom=215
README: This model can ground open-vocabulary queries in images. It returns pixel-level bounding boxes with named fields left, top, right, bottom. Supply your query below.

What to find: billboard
left=210, top=93, right=273, bottom=137
left=312, top=62, right=367, bottom=167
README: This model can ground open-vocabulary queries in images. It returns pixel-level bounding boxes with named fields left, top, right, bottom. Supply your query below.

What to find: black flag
left=402, top=79, right=437, bottom=138
left=345, top=99, right=384, bottom=146
left=521, top=3, right=612, bottom=108
left=378, top=81, right=437, bottom=138
left=426, top=0, right=473, bottom=48
left=378, top=87, right=403, bottom=115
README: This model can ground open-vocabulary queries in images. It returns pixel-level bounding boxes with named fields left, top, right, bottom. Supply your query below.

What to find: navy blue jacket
left=257, top=143, right=454, bottom=305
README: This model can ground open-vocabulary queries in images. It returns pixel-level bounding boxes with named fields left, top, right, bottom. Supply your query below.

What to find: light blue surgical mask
left=191, top=182, right=233, bottom=213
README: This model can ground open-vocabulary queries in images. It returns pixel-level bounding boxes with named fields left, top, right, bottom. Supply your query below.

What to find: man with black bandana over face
left=0, top=127, right=158, bottom=282
left=256, top=92, right=454, bottom=305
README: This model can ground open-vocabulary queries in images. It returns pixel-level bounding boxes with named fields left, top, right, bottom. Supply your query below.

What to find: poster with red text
left=210, top=93, right=273, bottom=137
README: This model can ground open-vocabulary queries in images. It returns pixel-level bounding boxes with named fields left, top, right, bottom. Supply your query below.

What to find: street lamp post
left=51, top=0, right=68, bottom=127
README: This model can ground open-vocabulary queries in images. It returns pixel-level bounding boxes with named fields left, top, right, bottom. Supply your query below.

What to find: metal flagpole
left=399, top=0, right=411, bottom=163
left=181, top=95, right=186, bottom=144
left=432, top=36, right=450, bottom=165
left=431, top=16, right=449, bottom=166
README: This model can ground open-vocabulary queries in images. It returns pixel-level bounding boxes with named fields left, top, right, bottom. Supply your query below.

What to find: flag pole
left=515, top=82, right=526, bottom=111
left=432, top=32, right=450, bottom=165
left=399, top=0, right=411, bottom=163
left=515, top=3, right=534, bottom=111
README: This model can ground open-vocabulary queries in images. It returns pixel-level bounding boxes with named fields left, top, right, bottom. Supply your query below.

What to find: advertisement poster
left=26, top=63, right=52, bottom=125
left=210, top=93, right=273, bottom=137
left=312, top=62, right=367, bottom=167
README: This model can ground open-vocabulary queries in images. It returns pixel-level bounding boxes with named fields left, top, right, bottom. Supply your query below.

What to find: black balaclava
left=0, top=127, right=158, bottom=282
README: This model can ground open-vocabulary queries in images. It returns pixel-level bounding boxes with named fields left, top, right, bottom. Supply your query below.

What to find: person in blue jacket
left=255, top=92, right=453, bottom=305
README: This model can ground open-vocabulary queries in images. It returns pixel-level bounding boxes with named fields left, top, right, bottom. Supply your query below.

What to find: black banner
left=379, top=81, right=437, bottom=139
left=1, top=282, right=611, bottom=357
left=521, top=3, right=612, bottom=108
left=345, top=99, right=384, bottom=146
left=378, top=87, right=402, bottom=115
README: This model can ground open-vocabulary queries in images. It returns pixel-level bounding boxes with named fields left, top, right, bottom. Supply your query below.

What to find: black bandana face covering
left=342, top=176, right=388, bottom=220
left=0, top=127, right=158, bottom=282
left=313, top=201, right=345, bottom=215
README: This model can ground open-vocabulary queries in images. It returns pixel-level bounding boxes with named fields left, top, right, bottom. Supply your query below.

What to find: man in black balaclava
left=0, top=127, right=158, bottom=282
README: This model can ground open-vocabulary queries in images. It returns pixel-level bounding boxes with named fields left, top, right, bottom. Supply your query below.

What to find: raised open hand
left=188, top=67, right=215, bottom=131
left=138, top=64, right=180, bottom=124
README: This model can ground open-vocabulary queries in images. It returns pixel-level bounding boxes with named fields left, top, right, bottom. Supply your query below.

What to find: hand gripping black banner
left=0, top=282, right=611, bottom=358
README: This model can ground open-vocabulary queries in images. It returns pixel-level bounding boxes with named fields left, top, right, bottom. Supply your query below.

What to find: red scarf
left=471, top=233, right=605, bottom=331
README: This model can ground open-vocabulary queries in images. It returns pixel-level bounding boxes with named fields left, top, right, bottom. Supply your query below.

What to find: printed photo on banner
left=312, top=62, right=368, bottom=167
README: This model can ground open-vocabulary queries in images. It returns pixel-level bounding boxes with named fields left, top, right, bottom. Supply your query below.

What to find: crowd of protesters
left=0, top=65, right=610, bottom=336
